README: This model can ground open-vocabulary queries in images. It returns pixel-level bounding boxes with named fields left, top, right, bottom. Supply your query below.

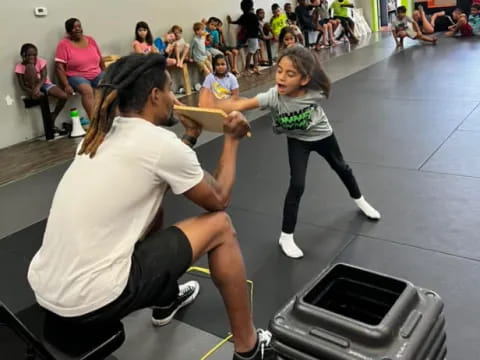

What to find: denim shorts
left=247, top=38, right=259, bottom=54
left=40, top=83, right=56, bottom=94
left=68, top=73, right=103, bottom=90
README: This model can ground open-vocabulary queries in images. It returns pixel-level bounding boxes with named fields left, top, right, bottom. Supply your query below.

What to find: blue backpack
left=154, top=37, right=166, bottom=52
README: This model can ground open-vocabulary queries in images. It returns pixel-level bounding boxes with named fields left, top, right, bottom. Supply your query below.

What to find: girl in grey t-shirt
left=201, top=46, right=381, bottom=259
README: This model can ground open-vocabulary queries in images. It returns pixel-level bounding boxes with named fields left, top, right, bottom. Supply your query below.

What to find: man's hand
left=223, top=111, right=250, bottom=139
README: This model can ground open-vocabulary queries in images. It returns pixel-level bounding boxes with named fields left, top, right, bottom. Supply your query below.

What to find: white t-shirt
left=28, top=117, right=203, bottom=317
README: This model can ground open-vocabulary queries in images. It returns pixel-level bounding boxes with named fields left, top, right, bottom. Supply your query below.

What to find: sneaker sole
left=151, top=284, right=200, bottom=327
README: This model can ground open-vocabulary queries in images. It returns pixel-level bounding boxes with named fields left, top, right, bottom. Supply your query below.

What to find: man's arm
left=184, top=137, right=239, bottom=211
left=183, top=112, right=250, bottom=211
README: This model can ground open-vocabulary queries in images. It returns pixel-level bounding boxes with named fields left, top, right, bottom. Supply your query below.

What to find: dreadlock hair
left=278, top=46, right=331, bottom=98
left=78, top=54, right=167, bottom=158
left=135, top=21, right=154, bottom=45
left=20, top=43, right=37, bottom=57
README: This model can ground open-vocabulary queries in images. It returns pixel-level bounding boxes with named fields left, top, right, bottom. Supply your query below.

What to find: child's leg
left=396, top=31, right=406, bottom=47
left=281, top=137, right=312, bottom=258
left=46, top=85, right=68, bottom=121
left=331, top=19, right=340, bottom=32
left=201, top=63, right=210, bottom=77
left=315, top=29, right=323, bottom=49
left=232, top=49, right=239, bottom=66
left=431, top=11, right=446, bottom=28
left=224, top=50, right=237, bottom=74
left=175, top=44, right=182, bottom=68
left=166, top=58, right=177, bottom=67
left=315, top=134, right=381, bottom=219
left=416, top=8, right=435, bottom=34
left=252, top=48, right=260, bottom=74
left=322, top=24, right=329, bottom=45
left=258, top=40, right=266, bottom=62
left=183, top=44, right=192, bottom=63
left=244, top=53, right=252, bottom=72
left=327, top=22, right=337, bottom=44
left=205, top=59, right=213, bottom=74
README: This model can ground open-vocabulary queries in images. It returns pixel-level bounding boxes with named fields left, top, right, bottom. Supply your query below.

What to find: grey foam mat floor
left=1, top=36, right=480, bottom=359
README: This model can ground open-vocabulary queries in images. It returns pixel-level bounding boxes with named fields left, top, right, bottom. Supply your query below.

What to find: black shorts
left=335, top=16, right=354, bottom=28
left=44, top=226, right=192, bottom=328
left=434, top=15, right=454, bottom=32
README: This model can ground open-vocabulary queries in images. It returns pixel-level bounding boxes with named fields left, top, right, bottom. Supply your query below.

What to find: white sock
left=354, top=196, right=381, bottom=220
left=279, top=232, right=304, bottom=259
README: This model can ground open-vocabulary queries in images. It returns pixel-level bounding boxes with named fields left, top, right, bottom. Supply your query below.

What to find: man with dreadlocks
left=27, top=54, right=275, bottom=360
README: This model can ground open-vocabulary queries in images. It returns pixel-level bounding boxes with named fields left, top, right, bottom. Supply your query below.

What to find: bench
left=0, top=301, right=125, bottom=360
left=22, top=97, right=55, bottom=141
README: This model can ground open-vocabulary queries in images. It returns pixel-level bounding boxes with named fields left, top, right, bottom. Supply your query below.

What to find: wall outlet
left=34, top=7, right=48, bottom=17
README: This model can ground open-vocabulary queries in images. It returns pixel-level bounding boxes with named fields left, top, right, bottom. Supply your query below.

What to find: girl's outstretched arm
left=198, top=88, right=260, bottom=113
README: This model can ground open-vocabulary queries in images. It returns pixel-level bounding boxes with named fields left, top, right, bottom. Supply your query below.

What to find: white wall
left=0, top=0, right=291, bottom=149
left=356, top=0, right=375, bottom=30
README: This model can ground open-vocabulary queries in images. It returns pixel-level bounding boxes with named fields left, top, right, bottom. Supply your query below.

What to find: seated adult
left=329, top=0, right=359, bottom=43
left=27, top=54, right=275, bottom=360
left=55, top=18, right=105, bottom=120
left=446, top=8, right=473, bottom=36
left=412, top=4, right=454, bottom=34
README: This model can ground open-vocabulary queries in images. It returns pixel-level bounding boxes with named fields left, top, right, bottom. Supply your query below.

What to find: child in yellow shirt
left=270, top=3, right=289, bottom=39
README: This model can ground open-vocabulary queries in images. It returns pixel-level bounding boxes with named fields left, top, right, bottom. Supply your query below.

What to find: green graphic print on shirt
left=274, top=104, right=316, bottom=131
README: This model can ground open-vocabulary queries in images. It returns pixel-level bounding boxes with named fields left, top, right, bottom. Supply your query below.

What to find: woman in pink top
left=133, top=21, right=159, bottom=54
left=16, top=43, right=67, bottom=122
left=55, top=18, right=105, bottom=119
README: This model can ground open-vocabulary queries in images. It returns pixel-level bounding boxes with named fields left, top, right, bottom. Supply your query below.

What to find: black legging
left=282, top=134, right=361, bottom=234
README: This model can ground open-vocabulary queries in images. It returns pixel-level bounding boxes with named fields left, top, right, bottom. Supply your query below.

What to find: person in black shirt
left=284, top=2, right=297, bottom=23
left=295, top=0, right=316, bottom=46
left=228, top=0, right=261, bottom=75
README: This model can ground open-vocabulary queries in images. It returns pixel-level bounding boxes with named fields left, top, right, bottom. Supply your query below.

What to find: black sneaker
left=233, top=329, right=276, bottom=360
left=151, top=280, right=200, bottom=327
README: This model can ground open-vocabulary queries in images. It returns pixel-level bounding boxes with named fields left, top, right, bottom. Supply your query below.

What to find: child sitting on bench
left=15, top=43, right=67, bottom=123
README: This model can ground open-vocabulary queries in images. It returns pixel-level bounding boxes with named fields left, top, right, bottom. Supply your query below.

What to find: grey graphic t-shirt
left=256, top=87, right=332, bottom=141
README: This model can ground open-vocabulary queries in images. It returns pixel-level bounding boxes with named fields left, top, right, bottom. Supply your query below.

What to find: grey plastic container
left=269, top=263, right=447, bottom=360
